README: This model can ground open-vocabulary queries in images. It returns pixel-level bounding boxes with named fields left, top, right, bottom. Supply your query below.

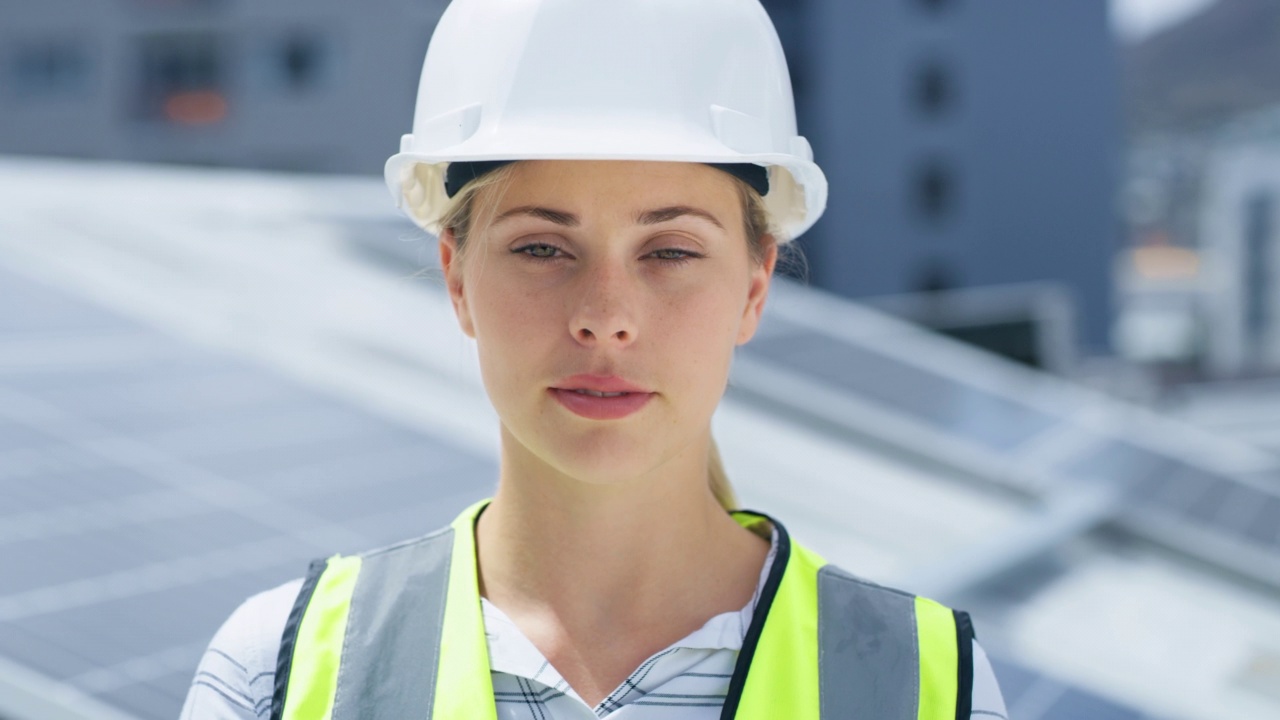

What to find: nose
left=569, top=261, right=638, bottom=348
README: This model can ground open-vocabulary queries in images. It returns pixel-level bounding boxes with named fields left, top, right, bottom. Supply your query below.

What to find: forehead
left=491, top=160, right=741, bottom=218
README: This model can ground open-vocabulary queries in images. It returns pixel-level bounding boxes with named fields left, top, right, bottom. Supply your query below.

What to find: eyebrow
left=637, top=206, right=725, bottom=231
left=494, top=206, right=580, bottom=227
left=491, top=204, right=726, bottom=231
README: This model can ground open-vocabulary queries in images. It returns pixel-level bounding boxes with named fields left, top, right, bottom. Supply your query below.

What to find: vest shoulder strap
left=271, top=526, right=457, bottom=720
left=816, top=564, right=974, bottom=720
left=726, top=522, right=974, bottom=720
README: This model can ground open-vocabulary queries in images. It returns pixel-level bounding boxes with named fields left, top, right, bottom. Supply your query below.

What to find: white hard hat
left=384, top=0, right=828, bottom=241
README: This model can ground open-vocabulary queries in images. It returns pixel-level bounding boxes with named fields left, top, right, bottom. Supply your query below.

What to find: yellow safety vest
left=270, top=500, right=975, bottom=720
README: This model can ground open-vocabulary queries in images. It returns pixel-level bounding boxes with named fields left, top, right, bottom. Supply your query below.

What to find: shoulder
left=179, top=579, right=303, bottom=720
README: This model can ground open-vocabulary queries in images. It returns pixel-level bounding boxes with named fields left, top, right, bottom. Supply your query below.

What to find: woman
left=183, top=1, right=1007, bottom=718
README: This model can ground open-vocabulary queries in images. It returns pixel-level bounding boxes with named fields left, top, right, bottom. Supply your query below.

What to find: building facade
left=0, top=0, right=447, bottom=173
left=762, top=0, right=1121, bottom=352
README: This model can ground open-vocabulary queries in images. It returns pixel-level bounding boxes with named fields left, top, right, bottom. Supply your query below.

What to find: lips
left=550, top=374, right=654, bottom=420
left=565, top=388, right=630, bottom=398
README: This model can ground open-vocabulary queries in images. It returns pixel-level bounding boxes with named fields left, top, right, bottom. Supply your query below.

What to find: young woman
left=183, top=1, right=1007, bottom=718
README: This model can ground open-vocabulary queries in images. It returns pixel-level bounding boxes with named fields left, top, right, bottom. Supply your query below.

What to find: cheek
left=467, top=273, right=561, bottom=398
left=652, top=277, right=748, bottom=387
left=662, top=291, right=737, bottom=349
left=474, top=282, right=548, bottom=339
left=671, top=262, right=750, bottom=335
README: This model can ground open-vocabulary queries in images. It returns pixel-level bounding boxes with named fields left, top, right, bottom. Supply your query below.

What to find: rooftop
left=1, top=157, right=1277, bottom=719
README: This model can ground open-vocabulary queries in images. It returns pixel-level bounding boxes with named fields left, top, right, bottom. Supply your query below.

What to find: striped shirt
left=181, top=531, right=1007, bottom=719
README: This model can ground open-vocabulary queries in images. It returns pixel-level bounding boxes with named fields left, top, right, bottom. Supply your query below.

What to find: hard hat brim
left=384, top=115, right=827, bottom=240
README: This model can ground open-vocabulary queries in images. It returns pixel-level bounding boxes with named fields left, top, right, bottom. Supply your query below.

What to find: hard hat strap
left=443, top=160, right=516, bottom=199
left=443, top=160, right=769, bottom=199
left=708, top=163, right=770, bottom=198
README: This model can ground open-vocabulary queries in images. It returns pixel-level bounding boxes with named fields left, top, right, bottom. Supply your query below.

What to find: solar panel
left=991, top=658, right=1157, bottom=720
left=1055, top=437, right=1174, bottom=486
left=1248, top=495, right=1280, bottom=547
left=744, top=318, right=1061, bottom=453
left=0, top=265, right=494, bottom=719
left=733, top=282, right=1280, bottom=593
left=1053, top=437, right=1280, bottom=569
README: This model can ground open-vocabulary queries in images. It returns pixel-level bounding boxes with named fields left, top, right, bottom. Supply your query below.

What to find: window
left=248, top=33, right=332, bottom=95
left=281, top=36, right=322, bottom=90
left=9, top=40, right=89, bottom=99
left=912, top=57, right=956, bottom=119
left=912, top=158, right=959, bottom=224
left=913, top=260, right=956, bottom=293
left=134, top=32, right=227, bottom=125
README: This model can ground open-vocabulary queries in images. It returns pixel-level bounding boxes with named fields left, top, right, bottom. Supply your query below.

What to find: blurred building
left=0, top=0, right=446, bottom=173
left=762, top=0, right=1121, bottom=356
left=1123, top=0, right=1280, bottom=138
left=1114, top=0, right=1280, bottom=382
left=1196, top=105, right=1280, bottom=376
left=1120, top=0, right=1280, bottom=259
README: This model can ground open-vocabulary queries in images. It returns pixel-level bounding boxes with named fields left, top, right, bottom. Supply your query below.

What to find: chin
left=527, top=423, right=677, bottom=488
left=549, top=437, right=663, bottom=486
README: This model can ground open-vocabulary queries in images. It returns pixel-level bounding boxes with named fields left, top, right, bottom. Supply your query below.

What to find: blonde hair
left=419, top=161, right=777, bottom=511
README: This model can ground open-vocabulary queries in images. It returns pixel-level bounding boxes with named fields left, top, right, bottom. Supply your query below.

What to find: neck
left=475, top=424, right=767, bottom=633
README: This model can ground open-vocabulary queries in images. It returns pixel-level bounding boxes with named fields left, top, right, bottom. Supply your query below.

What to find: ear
left=736, top=239, right=778, bottom=345
left=439, top=229, right=476, bottom=338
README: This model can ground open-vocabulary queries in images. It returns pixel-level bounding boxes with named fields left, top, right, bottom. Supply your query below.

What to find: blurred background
left=2, top=0, right=1279, bottom=718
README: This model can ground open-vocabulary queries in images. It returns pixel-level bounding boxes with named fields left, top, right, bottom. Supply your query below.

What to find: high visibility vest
left=269, top=500, right=976, bottom=720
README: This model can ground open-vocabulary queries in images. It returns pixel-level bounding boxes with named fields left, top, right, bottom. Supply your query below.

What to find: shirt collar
left=482, top=524, right=780, bottom=677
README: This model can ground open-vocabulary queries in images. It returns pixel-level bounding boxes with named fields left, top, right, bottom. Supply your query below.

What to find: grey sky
left=1112, top=0, right=1218, bottom=40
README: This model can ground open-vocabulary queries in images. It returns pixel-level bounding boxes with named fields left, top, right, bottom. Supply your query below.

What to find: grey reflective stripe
left=331, top=527, right=455, bottom=720
left=817, top=565, right=919, bottom=720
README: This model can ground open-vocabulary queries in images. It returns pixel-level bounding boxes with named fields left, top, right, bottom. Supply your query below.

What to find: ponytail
left=708, top=437, right=739, bottom=510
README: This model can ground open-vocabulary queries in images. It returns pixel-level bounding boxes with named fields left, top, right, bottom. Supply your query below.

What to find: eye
left=512, top=242, right=567, bottom=262
left=648, top=247, right=702, bottom=265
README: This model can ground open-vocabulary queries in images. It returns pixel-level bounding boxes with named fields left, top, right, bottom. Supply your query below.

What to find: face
left=440, top=160, right=776, bottom=487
